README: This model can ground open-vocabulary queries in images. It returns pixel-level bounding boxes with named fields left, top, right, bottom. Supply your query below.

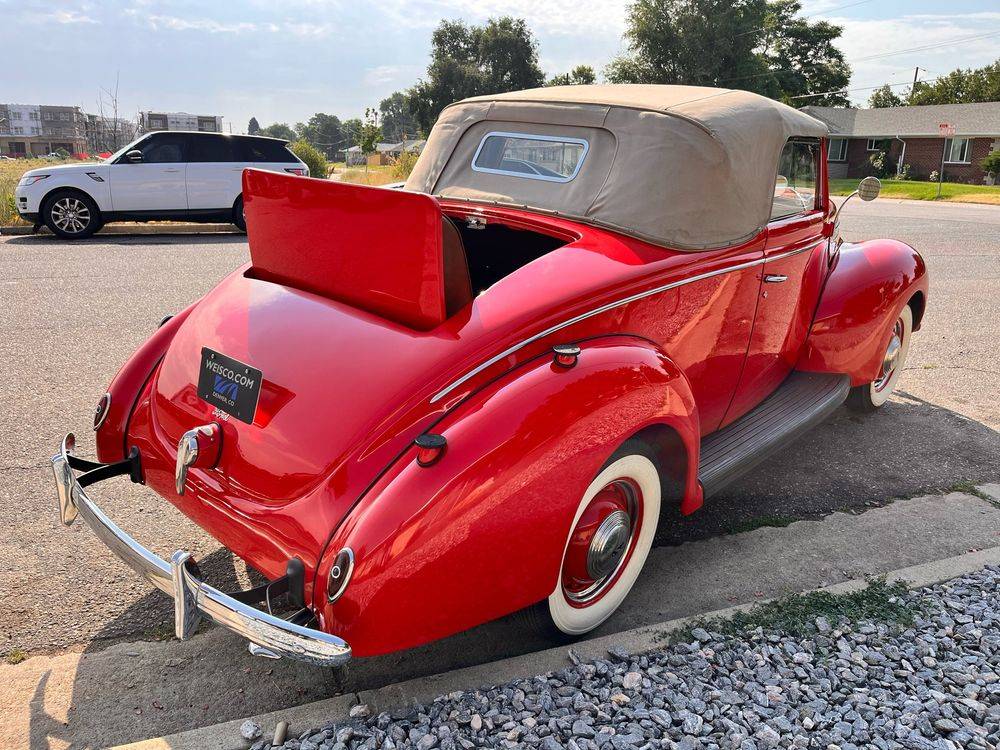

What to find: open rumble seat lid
left=243, top=170, right=449, bottom=330
left=405, top=84, right=829, bottom=251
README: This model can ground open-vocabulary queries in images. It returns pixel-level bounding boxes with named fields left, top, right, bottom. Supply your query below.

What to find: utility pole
left=911, top=67, right=925, bottom=97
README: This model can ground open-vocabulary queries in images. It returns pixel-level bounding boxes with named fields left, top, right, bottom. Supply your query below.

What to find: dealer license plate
left=197, top=348, right=262, bottom=424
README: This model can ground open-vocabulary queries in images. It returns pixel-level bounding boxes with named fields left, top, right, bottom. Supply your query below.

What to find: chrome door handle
left=164, top=168, right=181, bottom=173
left=764, top=274, right=788, bottom=283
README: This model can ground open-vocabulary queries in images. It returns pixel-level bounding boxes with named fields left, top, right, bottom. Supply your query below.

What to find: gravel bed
left=255, top=566, right=1000, bottom=750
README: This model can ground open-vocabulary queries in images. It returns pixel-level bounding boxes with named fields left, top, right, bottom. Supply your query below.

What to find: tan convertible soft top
left=405, top=85, right=828, bottom=250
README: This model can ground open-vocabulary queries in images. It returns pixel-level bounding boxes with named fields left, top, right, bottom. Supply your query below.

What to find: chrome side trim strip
left=430, top=243, right=821, bottom=404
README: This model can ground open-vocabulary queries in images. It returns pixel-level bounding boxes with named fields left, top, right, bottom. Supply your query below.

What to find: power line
left=852, top=29, right=1000, bottom=62
left=735, top=0, right=874, bottom=38
left=789, top=76, right=941, bottom=100
left=718, top=28, right=1000, bottom=86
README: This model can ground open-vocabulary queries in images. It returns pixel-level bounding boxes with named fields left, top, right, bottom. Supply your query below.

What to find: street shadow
left=33, top=393, right=1000, bottom=747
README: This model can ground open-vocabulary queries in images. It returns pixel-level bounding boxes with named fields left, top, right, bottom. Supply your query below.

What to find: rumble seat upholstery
left=441, top=217, right=473, bottom=316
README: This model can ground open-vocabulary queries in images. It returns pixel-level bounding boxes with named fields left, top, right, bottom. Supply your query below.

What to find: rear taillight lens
left=93, top=393, right=111, bottom=430
left=326, top=548, right=355, bottom=603
left=284, top=167, right=307, bottom=176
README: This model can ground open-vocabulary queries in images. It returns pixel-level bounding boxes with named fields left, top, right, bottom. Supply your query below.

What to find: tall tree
left=295, top=113, right=343, bottom=158
left=406, top=17, right=545, bottom=131
left=906, top=59, right=1000, bottom=105
left=379, top=92, right=420, bottom=142
left=247, top=116, right=260, bottom=135
left=548, top=65, right=597, bottom=86
left=868, top=84, right=903, bottom=108
left=605, top=0, right=850, bottom=106
left=605, top=0, right=770, bottom=88
left=761, top=0, right=851, bottom=106
left=259, top=122, right=296, bottom=140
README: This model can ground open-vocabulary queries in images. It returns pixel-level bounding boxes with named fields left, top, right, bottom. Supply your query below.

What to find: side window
left=191, top=135, right=234, bottom=162
left=770, top=139, right=819, bottom=221
left=140, top=133, right=189, bottom=164
left=235, top=138, right=290, bottom=162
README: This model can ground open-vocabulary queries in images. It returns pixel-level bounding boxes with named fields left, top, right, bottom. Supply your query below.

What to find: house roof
left=801, top=102, right=1000, bottom=138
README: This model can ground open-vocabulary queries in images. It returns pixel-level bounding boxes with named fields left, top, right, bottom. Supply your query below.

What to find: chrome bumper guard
left=52, top=433, right=351, bottom=667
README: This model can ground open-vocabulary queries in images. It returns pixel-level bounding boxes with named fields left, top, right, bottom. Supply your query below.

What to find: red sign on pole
left=939, top=123, right=956, bottom=137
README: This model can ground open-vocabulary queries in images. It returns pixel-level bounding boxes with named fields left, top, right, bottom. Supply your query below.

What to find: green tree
left=295, top=113, right=343, bottom=159
left=379, top=91, right=420, bottom=142
left=548, top=65, right=597, bottom=86
left=406, top=17, right=545, bottom=131
left=907, top=59, right=1000, bottom=105
left=359, top=108, right=383, bottom=171
left=259, top=122, right=296, bottom=141
left=605, top=0, right=850, bottom=106
left=248, top=117, right=260, bottom=135
left=761, top=0, right=851, bottom=106
left=290, top=140, right=329, bottom=178
left=868, top=84, right=903, bottom=108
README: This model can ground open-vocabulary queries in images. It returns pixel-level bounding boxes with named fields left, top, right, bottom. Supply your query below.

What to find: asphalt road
left=1, top=199, right=997, bottom=659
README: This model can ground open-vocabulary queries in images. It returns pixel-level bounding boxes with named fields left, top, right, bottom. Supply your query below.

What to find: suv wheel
left=233, top=196, right=246, bottom=232
left=44, top=191, right=101, bottom=239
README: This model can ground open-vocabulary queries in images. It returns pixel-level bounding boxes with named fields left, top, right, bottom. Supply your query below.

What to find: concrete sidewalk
left=6, top=485, right=1000, bottom=749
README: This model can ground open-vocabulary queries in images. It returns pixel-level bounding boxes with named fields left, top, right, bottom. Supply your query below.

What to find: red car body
left=62, top=86, right=927, bottom=663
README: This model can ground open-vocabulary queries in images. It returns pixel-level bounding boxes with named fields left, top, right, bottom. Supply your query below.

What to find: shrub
left=867, top=150, right=893, bottom=179
left=391, top=150, right=419, bottom=180
left=982, top=150, right=1000, bottom=177
left=289, top=140, right=329, bottom=179
left=929, top=170, right=940, bottom=183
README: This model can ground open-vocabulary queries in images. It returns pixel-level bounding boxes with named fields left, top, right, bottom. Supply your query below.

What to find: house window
left=12, top=111, right=21, bottom=120
left=29, top=111, right=39, bottom=120
left=827, top=138, right=848, bottom=161
left=866, top=138, right=891, bottom=151
left=943, top=137, right=971, bottom=164
left=13, top=126, right=23, bottom=134
left=43, top=112, right=52, bottom=121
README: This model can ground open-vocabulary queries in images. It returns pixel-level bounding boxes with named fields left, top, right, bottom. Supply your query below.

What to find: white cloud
left=363, top=64, right=424, bottom=86
left=831, top=12, right=1000, bottom=103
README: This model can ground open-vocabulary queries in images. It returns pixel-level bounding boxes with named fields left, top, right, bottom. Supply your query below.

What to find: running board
left=699, top=372, right=851, bottom=498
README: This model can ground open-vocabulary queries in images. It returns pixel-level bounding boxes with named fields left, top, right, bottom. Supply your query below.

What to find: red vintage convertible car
left=53, top=85, right=927, bottom=666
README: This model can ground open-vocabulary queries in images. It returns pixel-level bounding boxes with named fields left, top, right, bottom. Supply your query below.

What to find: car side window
left=140, top=134, right=189, bottom=164
left=235, top=138, right=294, bottom=162
left=190, top=135, right=234, bottom=162
left=770, top=139, right=819, bottom=221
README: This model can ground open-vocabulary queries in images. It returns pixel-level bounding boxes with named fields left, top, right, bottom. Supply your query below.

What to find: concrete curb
left=0, top=223, right=239, bottom=236
left=114, top=543, right=1000, bottom=750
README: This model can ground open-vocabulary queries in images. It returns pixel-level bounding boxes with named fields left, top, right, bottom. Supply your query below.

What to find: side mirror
left=858, top=176, right=881, bottom=201
left=126, top=150, right=143, bottom=163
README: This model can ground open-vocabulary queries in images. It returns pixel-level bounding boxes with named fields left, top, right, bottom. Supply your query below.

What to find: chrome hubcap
left=51, top=197, right=91, bottom=233
left=587, top=510, right=632, bottom=580
left=874, top=318, right=904, bottom=391
left=562, top=479, right=641, bottom=605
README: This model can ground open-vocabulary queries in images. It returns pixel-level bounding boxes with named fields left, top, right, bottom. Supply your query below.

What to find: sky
left=3, top=0, right=999, bottom=132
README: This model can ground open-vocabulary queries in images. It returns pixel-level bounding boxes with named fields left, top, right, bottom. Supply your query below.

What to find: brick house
left=802, top=102, right=1000, bottom=184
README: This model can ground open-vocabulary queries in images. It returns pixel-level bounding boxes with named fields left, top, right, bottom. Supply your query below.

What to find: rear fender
left=95, top=302, right=197, bottom=463
left=798, top=239, right=927, bottom=385
left=314, top=336, right=700, bottom=656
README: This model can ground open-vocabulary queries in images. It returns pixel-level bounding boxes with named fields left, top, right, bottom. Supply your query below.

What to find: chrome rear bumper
left=52, top=433, right=351, bottom=667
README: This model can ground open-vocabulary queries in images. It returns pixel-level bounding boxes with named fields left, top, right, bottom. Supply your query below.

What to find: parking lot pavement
left=0, top=199, right=998, bottom=743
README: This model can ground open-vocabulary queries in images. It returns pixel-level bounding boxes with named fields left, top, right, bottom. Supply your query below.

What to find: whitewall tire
left=543, top=439, right=661, bottom=637
left=847, top=304, right=913, bottom=412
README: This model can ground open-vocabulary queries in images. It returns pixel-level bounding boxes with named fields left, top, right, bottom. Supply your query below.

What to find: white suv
left=14, top=132, right=308, bottom=239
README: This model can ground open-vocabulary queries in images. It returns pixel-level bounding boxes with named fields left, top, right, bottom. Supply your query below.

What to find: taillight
left=284, top=167, right=307, bottom=176
left=93, top=393, right=111, bottom=430
left=326, top=548, right=355, bottom=603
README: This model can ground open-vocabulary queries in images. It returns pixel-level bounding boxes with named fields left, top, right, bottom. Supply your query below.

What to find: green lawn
left=829, top=178, right=1000, bottom=204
